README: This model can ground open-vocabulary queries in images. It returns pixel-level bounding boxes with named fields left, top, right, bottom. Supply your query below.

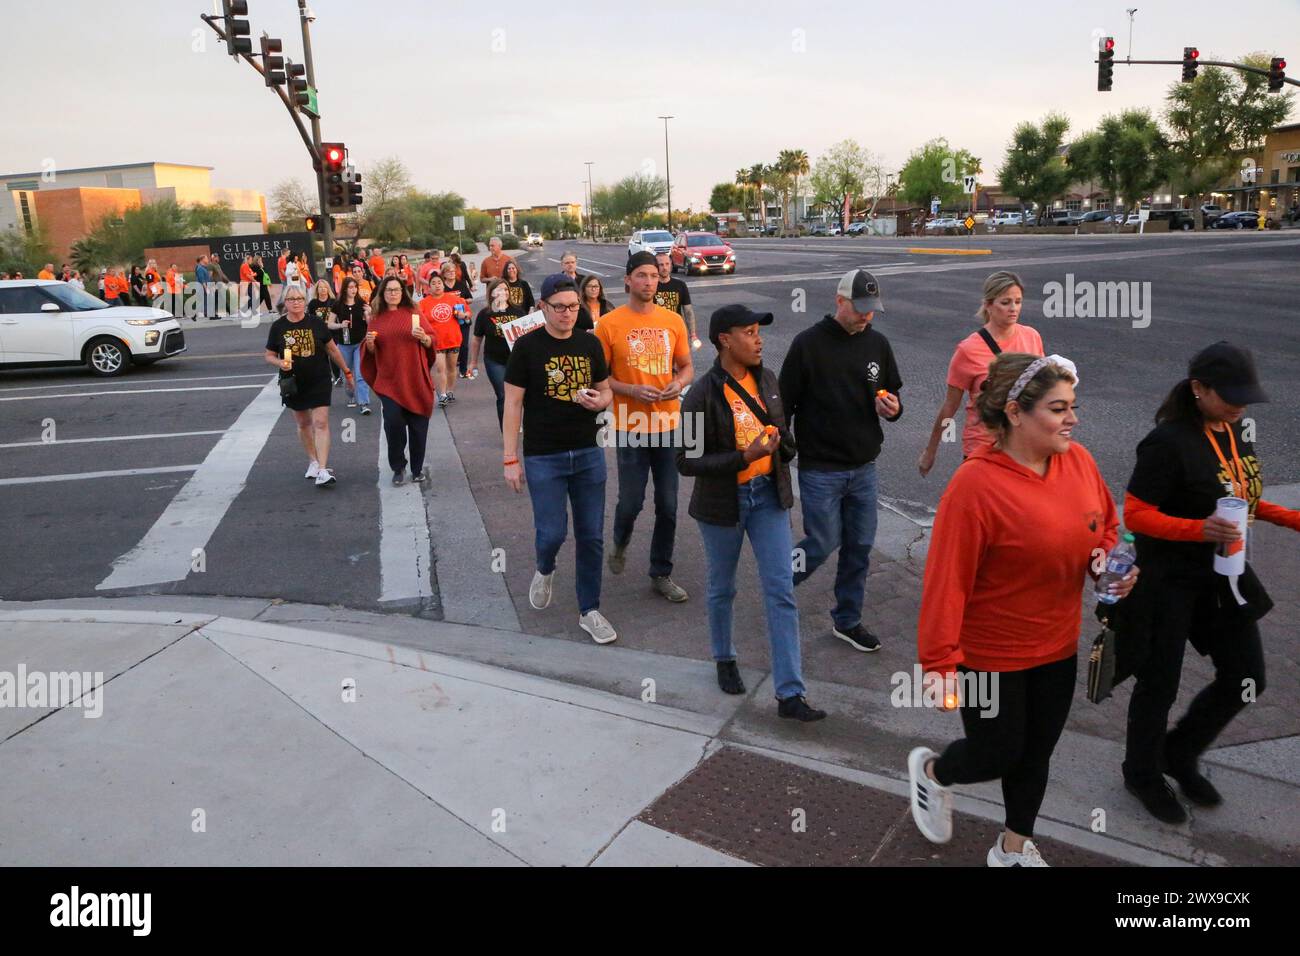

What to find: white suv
left=628, top=229, right=675, bottom=258
left=0, top=280, right=185, bottom=376
left=990, top=212, right=1023, bottom=226
left=526, top=232, right=543, bottom=247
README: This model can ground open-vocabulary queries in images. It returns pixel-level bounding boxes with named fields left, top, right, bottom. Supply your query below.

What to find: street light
left=658, top=116, right=674, bottom=232
left=585, top=161, right=595, bottom=242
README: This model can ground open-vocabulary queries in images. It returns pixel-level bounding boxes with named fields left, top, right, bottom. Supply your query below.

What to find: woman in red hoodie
left=361, top=277, right=436, bottom=486
left=907, top=352, right=1138, bottom=867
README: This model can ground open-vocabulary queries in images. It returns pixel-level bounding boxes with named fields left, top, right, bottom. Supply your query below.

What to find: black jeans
left=1122, top=578, right=1266, bottom=786
left=378, top=394, right=430, bottom=476
left=933, top=655, right=1077, bottom=837
left=613, top=442, right=678, bottom=578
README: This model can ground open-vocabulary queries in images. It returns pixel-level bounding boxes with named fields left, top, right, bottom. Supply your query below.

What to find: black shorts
left=283, top=374, right=332, bottom=411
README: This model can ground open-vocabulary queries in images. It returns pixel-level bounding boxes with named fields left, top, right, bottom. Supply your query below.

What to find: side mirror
left=41, top=302, right=60, bottom=312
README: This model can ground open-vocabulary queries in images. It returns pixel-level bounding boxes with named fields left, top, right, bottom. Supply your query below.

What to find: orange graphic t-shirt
left=595, top=304, right=691, bottom=433
left=368, top=255, right=385, bottom=279
left=725, top=372, right=774, bottom=484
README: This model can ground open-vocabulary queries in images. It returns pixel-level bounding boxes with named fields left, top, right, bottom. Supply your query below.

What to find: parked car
left=1076, top=210, right=1113, bottom=224
left=526, top=232, right=544, bottom=247
left=1200, top=203, right=1225, bottom=227
left=627, top=229, right=675, bottom=258
left=1147, top=209, right=1196, bottom=231
left=990, top=211, right=1024, bottom=226
left=0, top=280, right=185, bottom=377
left=845, top=221, right=870, bottom=235
left=1125, top=212, right=1144, bottom=226
left=1209, top=211, right=1261, bottom=230
left=670, top=232, right=736, bottom=275
left=808, top=222, right=842, bottom=236
left=1046, top=210, right=1082, bottom=226
left=924, top=216, right=962, bottom=231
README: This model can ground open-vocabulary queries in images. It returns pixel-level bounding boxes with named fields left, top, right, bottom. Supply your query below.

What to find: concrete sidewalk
left=2, top=601, right=1293, bottom=866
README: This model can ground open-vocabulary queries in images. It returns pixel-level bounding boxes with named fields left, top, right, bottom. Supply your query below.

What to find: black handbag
left=278, top=372, right=299, bottom=400
left=1087, top=608, right=1120, bottom=704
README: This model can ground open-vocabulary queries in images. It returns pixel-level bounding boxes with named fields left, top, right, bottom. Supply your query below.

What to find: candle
left=691, top=338, right=702, bottom=350
left=411, top=314, right=419, bottom=332
left=283, top=348, right=292, bottom=364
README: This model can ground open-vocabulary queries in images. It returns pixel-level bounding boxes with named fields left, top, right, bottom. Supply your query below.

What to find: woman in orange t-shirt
left=919, top=271, right=1044, bottom=476
left=418, top=272, right=467, bottom=407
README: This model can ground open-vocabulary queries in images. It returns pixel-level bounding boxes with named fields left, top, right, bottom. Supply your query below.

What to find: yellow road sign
left=964, top=216, right=976, bottom=230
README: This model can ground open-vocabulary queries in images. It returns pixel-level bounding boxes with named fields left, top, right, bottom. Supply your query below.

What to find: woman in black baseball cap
left=1118, top=340, right=1299, bottom=823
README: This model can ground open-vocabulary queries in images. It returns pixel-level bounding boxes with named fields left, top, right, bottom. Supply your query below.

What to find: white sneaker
left=908, top=746, right=953, bottom=844
left=314, top=468, right=337, bottom=487
left=528, top=570, right=553, bottom=610
left=304, top=460, right=320, bottom=480
left=578, top=609, right=618, bottom=644
left=987, top=835, right=1049, bottom=867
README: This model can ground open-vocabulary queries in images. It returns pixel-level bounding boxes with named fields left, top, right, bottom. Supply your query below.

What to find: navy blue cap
left=539, top=273, right=579, bottom=300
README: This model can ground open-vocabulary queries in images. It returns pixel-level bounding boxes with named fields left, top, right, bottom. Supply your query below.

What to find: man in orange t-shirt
left=38, top=263, right=55, bottom=280
left=594, top=252, right=694, bottom=600
left=478, top=237, right=514, bottom=283
left=368, top=248, right=385, bottom=283
left=238, top=255, right=255, bottom=313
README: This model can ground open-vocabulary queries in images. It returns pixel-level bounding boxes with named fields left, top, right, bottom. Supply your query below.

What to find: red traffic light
left=1104, top=37, right=1114, bottom=51
left=1189, top=48, right=1198, bottom=59
left=1279, top=59, right=1287, bottom=70
left=326, top=147, right=342, bottom=164
left=321, top=143, right=346, bottom=172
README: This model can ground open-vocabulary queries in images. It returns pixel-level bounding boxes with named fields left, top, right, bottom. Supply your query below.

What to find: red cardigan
left=360, top=307, right=436, bottom=417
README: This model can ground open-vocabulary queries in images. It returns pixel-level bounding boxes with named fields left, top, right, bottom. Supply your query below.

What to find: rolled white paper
left=1212, top=496, right=1248, bottom=576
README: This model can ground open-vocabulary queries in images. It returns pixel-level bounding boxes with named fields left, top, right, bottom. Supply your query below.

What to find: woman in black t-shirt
left=470, top=278, right=515, bottom=428
left=326, top=276, right=372, bottom=413
left=264, top=288, right=355, bottom=486
left=1119, top=341, right=1300, bottom=824
left=128, top=266, right=148, bottom=307
left=252, top=255, right=273, bottom=313
left=501, top=259, right=535, bottom=317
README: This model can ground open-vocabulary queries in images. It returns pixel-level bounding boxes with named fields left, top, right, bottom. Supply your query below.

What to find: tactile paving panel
left=640, top=746, right=1125, bottom=867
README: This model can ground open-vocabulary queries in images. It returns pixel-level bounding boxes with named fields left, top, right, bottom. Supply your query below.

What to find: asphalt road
left=2, top=231, right=1297, bottom=612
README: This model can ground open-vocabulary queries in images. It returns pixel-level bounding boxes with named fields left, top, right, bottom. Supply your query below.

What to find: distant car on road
left=627, top=229, right=675, bottom=258
left=670, top=232, right=736, bottom=275
left=0, top=279, right=185, bottom=377
left=526, top=232, right=543, bottom=247
left=1209, top=211, right=1261, bottom=230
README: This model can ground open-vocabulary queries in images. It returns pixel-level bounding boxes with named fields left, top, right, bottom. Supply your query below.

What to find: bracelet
left=503, top=458, right=519, bottom=466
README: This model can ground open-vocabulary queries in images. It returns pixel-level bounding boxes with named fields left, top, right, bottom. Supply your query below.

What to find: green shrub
left=500, top=234, right=523, bottom=250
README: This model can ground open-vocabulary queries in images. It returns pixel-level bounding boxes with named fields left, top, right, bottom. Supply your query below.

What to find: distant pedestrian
left=361, top=276, right=436, bottom=486
left=677, top=304, right=827, bottom=721
left=653, top=252, right=699, bottom=345
left=194, top=255, right=211, bottom=317
left=478, top=236, right=514, bottom=284
left=264, top=287, right=355, bottom=487
left=416, top=271, right=467, bottom=407
left=252, top=256, right=272, bottom=313
left=206, top=254, right=229, bottom=316
left=578, top=274, right=612, bottom=327
left=68, top=270, right=84, bottom=291
left=907, top=353, right=1130, bottom=867
left=470, top=278, right=515, bottom=428
left=239, top=255, right=256, bottom=313
left=919, top=271, right=1044, bottom=475
left=559, top=251, right=585, bottom=292
left=326, top=276, right=372, bottom=414
left=502, top=273, right=617, bottom=645
left=501, top=259, right=535, bottom=317
left=440, top=260, right=475, bottom=378
left=128, top=265, right=149, bottom=307
left=779, top=268, right=903, bottom=653
left=38, top=262, right=55, bottom=280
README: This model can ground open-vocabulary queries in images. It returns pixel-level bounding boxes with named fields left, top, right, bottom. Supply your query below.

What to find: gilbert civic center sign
left=153, top=231, right=317, bottom=278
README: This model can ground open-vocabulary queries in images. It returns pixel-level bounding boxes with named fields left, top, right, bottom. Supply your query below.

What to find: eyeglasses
left=285, top=295, right=306, bottom=301
left=545, top=302, right=581, bottom=314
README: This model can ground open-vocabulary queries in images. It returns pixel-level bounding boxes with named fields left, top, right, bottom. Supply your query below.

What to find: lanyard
left=1204, top=424, right=1247, bottom=500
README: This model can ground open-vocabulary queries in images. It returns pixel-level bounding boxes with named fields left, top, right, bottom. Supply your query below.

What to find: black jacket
left=676, top=360, right=795, bottom=526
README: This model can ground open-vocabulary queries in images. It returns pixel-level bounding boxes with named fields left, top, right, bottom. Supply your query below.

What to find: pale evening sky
left=2, top=0, right=1295, bottom=213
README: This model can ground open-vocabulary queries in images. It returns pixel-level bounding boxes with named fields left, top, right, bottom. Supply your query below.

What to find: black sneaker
left=777, top=695, right=827, bottom=722
left=392, top=471, right=405, bottom=487
left=1124, top=777, right=1188, bottom=824
left=832, top=623, right=881, bottom=652
left=716, top=661, right=745, bottom=695
left=1165, top=759, right=1222, bottom=807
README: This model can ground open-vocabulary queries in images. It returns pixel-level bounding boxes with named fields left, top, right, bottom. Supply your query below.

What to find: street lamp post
left=658, top=116, right=674, bottom=232
left=585, top=161, right=595, bottom=241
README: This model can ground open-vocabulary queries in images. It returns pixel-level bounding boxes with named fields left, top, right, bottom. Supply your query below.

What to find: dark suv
left=1148, top=208, right=1195, bottom=231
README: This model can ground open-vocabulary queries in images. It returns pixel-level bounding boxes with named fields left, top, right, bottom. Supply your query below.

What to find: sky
left=3, top=0, right=1297, bottom=214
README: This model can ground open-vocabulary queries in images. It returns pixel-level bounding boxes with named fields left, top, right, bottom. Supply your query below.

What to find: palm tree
left=776, top=150, right=810, bottom=235
left=788, top=149, right=810, bottom=232
left=734, top=168, right=754, bottom=230
left=748, top=163, right=769, bottom=233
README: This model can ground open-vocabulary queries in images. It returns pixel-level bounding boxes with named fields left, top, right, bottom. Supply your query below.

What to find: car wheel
left=86, top=337, right=130, bottom=377
left=1236, top=222, right=1245, bottom=230
left=1182, top=222, right=1192, bottom=231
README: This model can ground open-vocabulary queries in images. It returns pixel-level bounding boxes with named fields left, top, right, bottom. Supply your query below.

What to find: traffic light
left=346, top=166, right=363, bottom=210
left=1269, top=57, right=1287, bottom=92
left=1182, top=47, right=1199, bottom=83
left=221, top=0, right=251, bottom=56
left=1097, top=36, right=1115, bottom=92
left=323, top=143, right=347, bottom=212
left=260, top=35, right=285, bottom=87
left=286, top=60, right=309, bottom=108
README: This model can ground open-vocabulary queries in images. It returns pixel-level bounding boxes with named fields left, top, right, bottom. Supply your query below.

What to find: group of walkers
left=258, top=237, right=1295, bottom=866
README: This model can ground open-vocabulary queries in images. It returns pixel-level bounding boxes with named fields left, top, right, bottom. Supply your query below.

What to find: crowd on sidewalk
left=248, top=236, right=1299, bottom=867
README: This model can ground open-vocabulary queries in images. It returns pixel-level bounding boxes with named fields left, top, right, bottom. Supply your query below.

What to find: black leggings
left=932, top=655, right=1077, bottom=837
left=378, top=394, right=430, bottom=476
left=1122, top=579, right=1265, bottom=786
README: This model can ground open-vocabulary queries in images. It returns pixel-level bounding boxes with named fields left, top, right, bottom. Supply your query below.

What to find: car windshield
left=42, top=283, right=111, bottom=310
left=686, top=235, right=724, bottom=246
left=642, top=232, right=673, bottom=242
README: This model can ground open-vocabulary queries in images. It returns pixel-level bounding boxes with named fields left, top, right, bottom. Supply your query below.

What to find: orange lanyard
left=1204, top=424, right=1247, bottom=500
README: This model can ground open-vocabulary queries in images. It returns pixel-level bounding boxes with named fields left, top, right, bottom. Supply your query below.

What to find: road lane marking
left=0, top=373, right=271, bottom=394
left=96, top=379, right=283, bottom=591
left=376, top=423, right=435, bottom=605
left=0, top=465, right=198, bottom=486
left=0, top=384, right=265, bottom=402
left=0, top=430, right=224, bottom=449
left=907, top=247, right=992, bottom=255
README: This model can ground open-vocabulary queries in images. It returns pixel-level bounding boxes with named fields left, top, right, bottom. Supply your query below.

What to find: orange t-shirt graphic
left=595, top=303, right=691, bottom=434
left=725, top=372, right=773, bottom=483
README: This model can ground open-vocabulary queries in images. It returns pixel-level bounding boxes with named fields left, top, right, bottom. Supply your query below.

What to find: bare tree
left=350, top=156, right=415, bottom=243
left=269, top=178, right=316, bottom=225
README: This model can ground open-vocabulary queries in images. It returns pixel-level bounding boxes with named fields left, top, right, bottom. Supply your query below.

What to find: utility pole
left=297, top=1, right=332, bottom=262
left=585, top=161, right=595, bottom=241
left=658, top=116, right=673, bottom=232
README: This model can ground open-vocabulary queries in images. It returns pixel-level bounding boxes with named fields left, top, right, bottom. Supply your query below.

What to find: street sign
left=1138, top=207, right=1150, bottom=221
left=962, top=175, right=977, bottom=194
left=930, top=197, right=941, bottom=215
left=300, top=85, right=320, bottom=119
left=963, top=215, right=976, bottom=230
left=452, top=215, right=465, bottom=231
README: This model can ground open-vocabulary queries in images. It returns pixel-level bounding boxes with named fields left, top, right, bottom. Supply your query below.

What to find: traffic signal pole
left=1096, top=56, right=1296, bottom=87
left=297, top=0, right=332, bottom=261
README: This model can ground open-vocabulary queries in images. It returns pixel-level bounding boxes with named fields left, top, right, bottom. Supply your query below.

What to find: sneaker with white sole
left=305, top=460, right=320, bottom=480
left=529, top=570, right=553, bottom=610
left=314, top=468, right=337, bottom=487
left=578, top=609, right=618, bottom=644
left=987, top=835, right=1049, bottom=867
left=908, top=746, right=953, bottom=844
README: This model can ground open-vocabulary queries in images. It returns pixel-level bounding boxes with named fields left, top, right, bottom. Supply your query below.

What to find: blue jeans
left=524, top=446, right=606, bottom=614
left=792, top=462, right=879, bottom=630
left=613, top=441, right=678, bottom=578
left=483, top=355, right=507, bottom=429
left=697, top=474, right=806, bottom=700
left=337, top=342, right=370, bottom=405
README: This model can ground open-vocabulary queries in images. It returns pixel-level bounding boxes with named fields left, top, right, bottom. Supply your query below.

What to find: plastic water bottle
left=1095, top=533, right=1136, bottom=605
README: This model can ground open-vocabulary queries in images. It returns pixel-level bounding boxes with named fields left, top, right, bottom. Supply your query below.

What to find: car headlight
left=145, top=330, right=160, bottom=346
left=125, top=318, right=159, bottom=326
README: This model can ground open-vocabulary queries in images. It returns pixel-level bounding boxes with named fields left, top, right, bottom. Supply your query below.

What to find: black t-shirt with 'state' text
left=505, top=326, right=609, bottom=457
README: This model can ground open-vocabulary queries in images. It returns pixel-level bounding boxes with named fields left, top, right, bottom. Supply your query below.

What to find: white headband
left=1006, top=354, right=1079, bottom=403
